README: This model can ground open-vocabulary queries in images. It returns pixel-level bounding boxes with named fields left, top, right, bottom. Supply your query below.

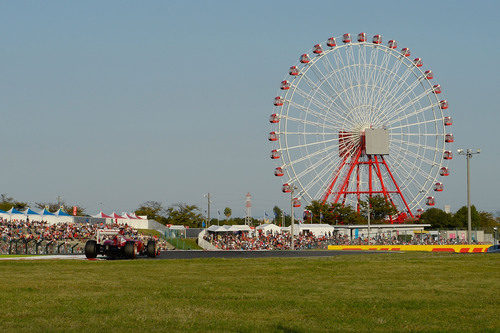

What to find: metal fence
left=0, top=239, right=86, bottom=255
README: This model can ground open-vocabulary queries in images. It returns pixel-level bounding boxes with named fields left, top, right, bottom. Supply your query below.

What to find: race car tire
left=124, top=241, right=136, bottom=259
left=146, top=240, right=157, bottom=257
left=84, top=240, right=98, bottom=259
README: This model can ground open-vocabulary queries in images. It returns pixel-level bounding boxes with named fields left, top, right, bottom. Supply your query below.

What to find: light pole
left=367, top=203, right=371, bottom=244
left=290, top=185, right=298, bottom=250
left=457, top=148, right=481, bottom=244
left=494, top=227, right=498, bottom=245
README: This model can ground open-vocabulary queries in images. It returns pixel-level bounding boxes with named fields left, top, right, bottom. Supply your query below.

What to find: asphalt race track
left=154, top=250, right=385, bottom=260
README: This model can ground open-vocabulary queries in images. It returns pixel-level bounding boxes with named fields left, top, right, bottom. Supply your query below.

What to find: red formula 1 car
left=84, top=229, right=157, bottom=259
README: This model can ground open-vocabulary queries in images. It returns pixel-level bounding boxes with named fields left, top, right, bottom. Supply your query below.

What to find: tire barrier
left=1, top=239, right=86, bottom=255
left=327, top=244, right=492, bottom=253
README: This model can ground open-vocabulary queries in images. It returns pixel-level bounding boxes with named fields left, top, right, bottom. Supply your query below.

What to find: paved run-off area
left=0, top=252, right=498, bottom=331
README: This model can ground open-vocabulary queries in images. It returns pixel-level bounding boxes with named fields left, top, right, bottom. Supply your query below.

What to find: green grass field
left=166, top=237, right=203, bottom=250
left=0, top=253, right=498, bottom=332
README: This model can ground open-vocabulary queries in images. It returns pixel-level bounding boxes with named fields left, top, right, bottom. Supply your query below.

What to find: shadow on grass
left=274, top=323, right=305, bottom=333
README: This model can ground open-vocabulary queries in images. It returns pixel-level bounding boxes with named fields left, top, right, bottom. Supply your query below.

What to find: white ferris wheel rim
left=270, top=33, right=451, bottom=213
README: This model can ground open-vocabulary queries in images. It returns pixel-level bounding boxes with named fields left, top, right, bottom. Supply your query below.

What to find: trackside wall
left=327, top=244, right=492, bottom=253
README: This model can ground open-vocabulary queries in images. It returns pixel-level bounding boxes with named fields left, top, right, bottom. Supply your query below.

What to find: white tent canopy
left=257, top=223, right=282, bottom=234
left=207, top=225, right=252, bottom=233
left=281, top=224, right=335, bottom=236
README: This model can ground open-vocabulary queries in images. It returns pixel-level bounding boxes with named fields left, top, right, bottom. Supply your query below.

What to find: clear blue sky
left=0, top=0, right=498, bottom=217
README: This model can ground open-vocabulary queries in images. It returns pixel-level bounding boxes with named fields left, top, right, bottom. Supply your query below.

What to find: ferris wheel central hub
left=364, top=128, right=390, bottom=155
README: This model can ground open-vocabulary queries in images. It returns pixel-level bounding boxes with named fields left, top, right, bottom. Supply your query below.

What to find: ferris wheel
left=269, top=32, right=453, bottom=221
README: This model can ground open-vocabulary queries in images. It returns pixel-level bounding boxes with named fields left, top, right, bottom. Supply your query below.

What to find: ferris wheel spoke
left=386, top=103, right=437, bottom=127
left=330, top=51, right=359, bottom=109
left=390, top=144, right=440, bottom=175
left=391, top=138, right=442, bottom=156
left=310, top=60, right=358, bottom=112
left=281, top=114, right=339, bottom=131
left=300, top=68, right=340, bottom=107
left=286, top=102, right=345, bottom=129
left=300, top=68, right=353, bottom=114
left=292, top=91, right=344, bottom=127
left=390, top=132, right=439, bottom=137
left=391, top=150, right=432, bottom=183
left=311, top=155, right=353, bottom=200
left=381, top=67, right=429, bottom=113
left=382, top=84, right=432, bottom=122
left=290, top=148, right=340, bottom=184
left=327, top=50, right=355, bottom=108
left=353, top=45, right=364, bottom=106
left=376, top=62, right=414, bottom=112
left=307, top=137, right=361, bottom=198
left=296, top=151, right=344, bottom=197
left=388, top=161, right=424, bottom=208
left=383, top=84, right=425, bottom=120
left=283, top=131, right=338, bottom=136
left=286, top=134, right=360, bottom=169
left=285, top=141, right=340, bottom=167
left=388, top=149, right=433, bottom=199
left=345, top=46, right=363, bottom=107
left=292, top=86, right=354, bottom=126
left=284, top=137, right=343, bottom=151
left=391, top=155, right=434, bottom=201
left=363, top=45, right=377, bottom=108
left=390, top=117, right=441, bottom=130
left=365, top=47, right=380, bottom=108
left=371, top=54, right=406, bottom=110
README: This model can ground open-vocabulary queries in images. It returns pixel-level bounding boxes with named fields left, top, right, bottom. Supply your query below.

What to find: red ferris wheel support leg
left=321, top=147, right=414, bottom=221
left=373, top=155, right=396, bottom=223
left=380, top=156, right=414, bottom=219
left=356, top=163, right=361, bottom=212
left=333, top=147, right=363, bottom=204
left=321, top=153, right=349, bottom=204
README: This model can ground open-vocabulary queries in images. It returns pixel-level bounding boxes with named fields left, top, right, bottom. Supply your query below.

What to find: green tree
left=0, top=194, right=28, bottom=211
left=223, top=207, right=232, bottom=219
left=305, top=200, right=333, bottom=224
left=331, top=203, right=365, bottom=225
left=419, top=208, right=454, bottom=229
left=453, top=206, right=499, bottom=233
left=34, top=201, right=86, bottom=216
left=166, top=203, right=203, bottom=228
left=452, top=205, right=481, bottom=229
left=272, top=206, right=283, bottom=223
left=359, top=195, right=397, bottom=222
left=135, top=201, right=168, bottom=224
left=304, top=200, right=363, bottom=225
left=477, top=211, right=499, bottom=233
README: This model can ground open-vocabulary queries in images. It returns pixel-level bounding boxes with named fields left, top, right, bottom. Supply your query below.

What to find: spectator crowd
left=0, top=217, right=168, bottom=254
left=204, top=230, right=472, bottom=250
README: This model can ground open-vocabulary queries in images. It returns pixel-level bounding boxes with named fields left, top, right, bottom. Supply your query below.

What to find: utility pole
left=206, top=193, right=211, bottom=228
left=281, top=212, right=284, bottom=228
left=245, top=193, right=252, bottom=226
left=457, top=148, right=480, bottom=244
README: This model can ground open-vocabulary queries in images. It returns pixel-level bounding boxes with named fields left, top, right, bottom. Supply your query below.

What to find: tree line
left=1, top=193, right=498, bottom=232
left=0, top=194, right=85, bottom=215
